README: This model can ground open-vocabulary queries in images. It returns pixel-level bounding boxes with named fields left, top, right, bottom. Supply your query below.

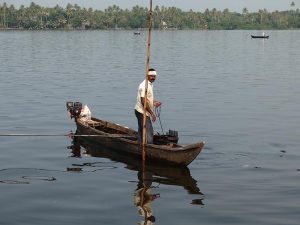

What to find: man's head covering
left=148, top=69, right=157, bottom=76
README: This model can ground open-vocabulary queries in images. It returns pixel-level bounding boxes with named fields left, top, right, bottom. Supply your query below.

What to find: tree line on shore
left=0, top=2, right=299, bottom=30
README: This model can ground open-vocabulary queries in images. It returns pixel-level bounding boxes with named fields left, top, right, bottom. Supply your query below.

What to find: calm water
left=0, top=30, right=300, bottom=225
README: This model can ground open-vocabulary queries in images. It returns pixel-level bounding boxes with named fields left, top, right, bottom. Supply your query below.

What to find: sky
left=1, top=0, right=299, bottom=13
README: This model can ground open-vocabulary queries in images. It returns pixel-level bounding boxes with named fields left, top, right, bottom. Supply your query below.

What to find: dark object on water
left=134, top=31, right=141, bottom=35
left=251, top=35, right=269, bottom=39
left=191, top=198, right=205, bottom=206
left=153, top=130, right=178, bottom=145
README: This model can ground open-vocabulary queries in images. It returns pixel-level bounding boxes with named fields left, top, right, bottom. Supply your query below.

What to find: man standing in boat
left=135, top=68, right=161, bottom=144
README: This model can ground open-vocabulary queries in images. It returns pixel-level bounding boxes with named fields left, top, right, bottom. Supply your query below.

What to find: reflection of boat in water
left=69, top=132, right=205, bottom=224
left=70, top=133, right=204, bottom=195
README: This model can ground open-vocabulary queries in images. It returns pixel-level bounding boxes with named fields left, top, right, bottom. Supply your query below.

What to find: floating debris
left=67, top=167, right=82, bottom=172
left=191, top=198, right=205, bottom=206
left=21, top=176, right=56, bottom=181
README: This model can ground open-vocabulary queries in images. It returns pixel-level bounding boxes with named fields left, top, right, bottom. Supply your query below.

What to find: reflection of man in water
left=134, top=187, right=159, bottom=225
left=134, top=171, right=160, bottom=225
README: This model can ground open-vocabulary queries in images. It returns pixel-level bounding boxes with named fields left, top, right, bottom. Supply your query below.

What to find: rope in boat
left=154, top=106, right=204, bottom=138
left=155, top=105, right=164, bottom=135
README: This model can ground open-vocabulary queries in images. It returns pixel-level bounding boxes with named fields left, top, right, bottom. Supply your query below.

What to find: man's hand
left=154, top=101, right=162, bottom=107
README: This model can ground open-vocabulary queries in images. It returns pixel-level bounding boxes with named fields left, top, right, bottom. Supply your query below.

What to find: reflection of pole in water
left=134, top=159, right=160, bottom=224
left=134, top=189, right=159, bottom=224
left=67, top=131, right=81, bottom=157
left=137, top=188, right=156, bottom=225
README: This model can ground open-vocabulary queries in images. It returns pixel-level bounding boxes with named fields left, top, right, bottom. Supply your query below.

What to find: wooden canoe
left=251, top=35, right=269, bottom=39
left=74, top=117, right=204, bottom=166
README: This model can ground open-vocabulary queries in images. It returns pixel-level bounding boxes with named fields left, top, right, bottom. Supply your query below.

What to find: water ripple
left=0, top=168, right=58, bottom=185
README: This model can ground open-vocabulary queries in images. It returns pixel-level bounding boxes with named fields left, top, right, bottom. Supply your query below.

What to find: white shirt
left=135, top=80, right=154, bottom=116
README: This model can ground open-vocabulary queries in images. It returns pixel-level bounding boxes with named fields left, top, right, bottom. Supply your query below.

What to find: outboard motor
left=66, top=101, right=82, bottom=119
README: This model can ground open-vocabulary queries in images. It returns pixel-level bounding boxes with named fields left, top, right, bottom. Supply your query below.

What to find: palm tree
left=258, top=9, right=264, bottom=24
left=2, top=3, right=7, bottom=28
left=291, top=1, right=296, bottom=8
left=105, top=5, right=122, bottom=28
left=290, top=1, right=296, bottom=27
left=242, top=7, right=249, bottom=15
left=66, top=3, right=74, bottom=28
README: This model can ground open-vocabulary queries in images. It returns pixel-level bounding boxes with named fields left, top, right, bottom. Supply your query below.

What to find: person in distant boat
left=262, top=32, right=265, bottom=36
left=135, top=68, right=161, bottom=144
left=79, top=104, right=91, bottom=121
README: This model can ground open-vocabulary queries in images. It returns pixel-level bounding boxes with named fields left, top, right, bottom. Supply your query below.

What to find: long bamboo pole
left=142, top=0, right=153, bottom=161
left=0, top=133, right=133, bottom=138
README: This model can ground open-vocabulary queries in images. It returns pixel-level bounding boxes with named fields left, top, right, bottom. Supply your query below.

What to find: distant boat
left=134, top=31, right=141, bottom=35
left=251, top=35, right=269, bottom=39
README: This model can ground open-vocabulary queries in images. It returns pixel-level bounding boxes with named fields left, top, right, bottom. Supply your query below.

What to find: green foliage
left=0, top=3, right=299, bottom=30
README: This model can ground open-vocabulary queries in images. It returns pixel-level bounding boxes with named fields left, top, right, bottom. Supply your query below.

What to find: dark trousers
left=135, top=110, right=153, bottom=144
